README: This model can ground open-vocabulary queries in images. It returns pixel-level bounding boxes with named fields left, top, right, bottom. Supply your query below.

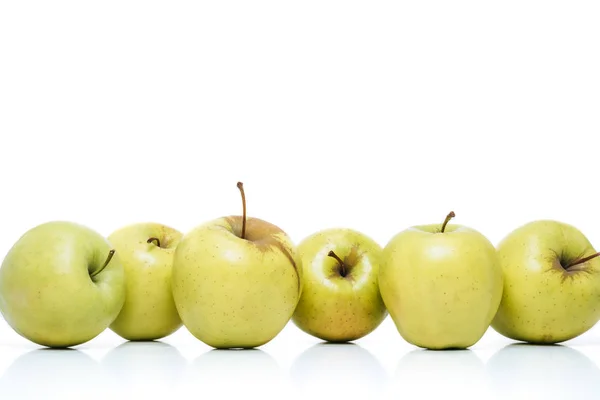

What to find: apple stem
left=328, top=250, right=347, bottom=277
left=565, top=252, right=600, bottom=269
left=440, top=211, right=456, bottom=233
left=147, top=237, right=160, bottom=247
left=237, top=181, right=247, bottom=240
left=91, top=249, right=115, bottom=278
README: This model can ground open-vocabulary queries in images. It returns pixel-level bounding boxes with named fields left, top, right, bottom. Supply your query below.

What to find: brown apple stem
left=328, top=250, right=347, bottom=277
left=440, top=211, right=456, bottom=233
left=565, top=252, right=600, bottom=269
left=237, top=182, right=247, bottom=239
left=147, top=237, right=160, bottom=247
left=91, top=249, right=115, bottom=278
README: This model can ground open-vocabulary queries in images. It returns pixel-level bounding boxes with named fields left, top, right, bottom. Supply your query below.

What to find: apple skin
left=108, top=222, right=183, bottom=341
left=0, top=221, right=126, bottom=348
left=379, top=223, right=502, bottom=350
left=491, top=220, right=600, bottom=344
left=291, top=228, right=387, bottom=342
left=172, top=216, right=300, bottom=349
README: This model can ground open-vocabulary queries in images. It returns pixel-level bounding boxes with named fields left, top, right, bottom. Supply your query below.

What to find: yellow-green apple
left=172, top=182, right=300, bottom=348
left=491, top=220, right=600, bottom=343
left=292, top=228, right=387, bottom=342
left=108, top=223, right=183, bottom=341
left=379, top=212, right=502, bottom=349
left=0, top=221, right=125, bottom=347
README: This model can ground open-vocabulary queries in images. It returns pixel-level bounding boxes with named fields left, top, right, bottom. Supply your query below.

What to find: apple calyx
left=564, top=251, right=600, bottom=270
left=90, top=249, right=115, bottom=278
left=440, top=211, right=456, bottom=233
left=237, top=181, right=247, bottom=240
left=328, top=250, right=348, bottom=277
left=147, top=237, right=161, bottom=247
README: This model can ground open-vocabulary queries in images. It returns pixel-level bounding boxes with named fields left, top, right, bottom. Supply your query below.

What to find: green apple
left=291, top=228, right=387, bottom=342
left=0, top=221, right=125, bottom=347
left=172, top=182, right=300, bottom=348
left=107, top=223, right=183, bottom=341
left=379, top=212, right=502, bottom=349
left=491, top=220, right=600, bottom=343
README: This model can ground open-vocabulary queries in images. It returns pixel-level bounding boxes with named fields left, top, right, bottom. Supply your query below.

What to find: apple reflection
left=102, top=341, right=187, bottom=396
left=291, top=343, right=387, bottom=398
left=0, top=349, right=103, bottom=400
left=487, top=344, right=600, bottom=399
left=394, top=349, right=488, bottom=397
left=172, top=349, right=284, bottom=398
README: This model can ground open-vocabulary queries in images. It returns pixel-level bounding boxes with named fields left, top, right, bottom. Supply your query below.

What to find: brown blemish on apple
left=225, top=216, right=300, bottom=292
left=540, top=334, right=554, bottom=343
left=344, top=244, right=364, bottom=268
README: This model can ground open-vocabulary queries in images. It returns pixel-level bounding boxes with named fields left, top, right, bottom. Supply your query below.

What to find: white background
left=1, top=1, right=600, bottom=399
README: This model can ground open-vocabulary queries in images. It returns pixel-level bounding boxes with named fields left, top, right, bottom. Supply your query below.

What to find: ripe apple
left=172, top=182, right=300, bottom=348
left=107, top=223, right=183, bottom=341
left=491, top=220, right=600, bottom=343
left=0, top=221, right=126, bottom=347
left=291, top=228, right=387, bottom=342
left=379, top=212, right=502, bottom=349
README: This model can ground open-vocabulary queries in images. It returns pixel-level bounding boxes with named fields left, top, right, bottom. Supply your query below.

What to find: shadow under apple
left=101, top=341, right=187, bottom=395
left=394, top=348, right=488, bottom=397
left=487, top=343, right=600, bottom=399
left=0, top=348, right=102, bottom=400
left=171, top=348, right=284, bottom=398
left=291, top=343, right=387, bottom=398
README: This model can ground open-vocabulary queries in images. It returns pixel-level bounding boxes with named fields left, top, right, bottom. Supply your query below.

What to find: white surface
left=2, top=320, right=600, bottom=400
left=1, top=1, right=600, bottom=399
